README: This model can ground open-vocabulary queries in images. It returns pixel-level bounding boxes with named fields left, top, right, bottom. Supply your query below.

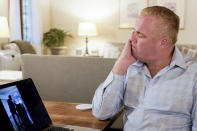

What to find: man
left=7, top=95, right=21, bottom=129
left=92, top=6, right=197, bottom=131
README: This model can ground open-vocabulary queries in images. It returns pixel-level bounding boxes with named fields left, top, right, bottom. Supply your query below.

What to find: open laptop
left=0, top=78, right=75, bottom=131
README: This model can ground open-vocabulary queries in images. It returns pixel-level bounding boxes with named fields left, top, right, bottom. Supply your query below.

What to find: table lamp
left=78, top=22, right=97, bottom=56
left=0, top=16, right=10, bottom=38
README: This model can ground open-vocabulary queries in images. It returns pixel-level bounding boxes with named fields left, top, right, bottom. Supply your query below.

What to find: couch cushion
left=177, top=44, right=197, bottom=58
left=11, top=40, right=36, bottom=54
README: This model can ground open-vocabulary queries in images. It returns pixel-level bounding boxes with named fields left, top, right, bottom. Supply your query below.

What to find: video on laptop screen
left=0, top=79, right=52, bottom=131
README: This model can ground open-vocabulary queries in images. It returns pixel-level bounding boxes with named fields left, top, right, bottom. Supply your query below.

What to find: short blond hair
left=141, top=6, right=180, bottom=44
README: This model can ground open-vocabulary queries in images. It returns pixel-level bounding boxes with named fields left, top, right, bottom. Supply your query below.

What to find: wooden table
left=44, top=101, right=122, bottom=130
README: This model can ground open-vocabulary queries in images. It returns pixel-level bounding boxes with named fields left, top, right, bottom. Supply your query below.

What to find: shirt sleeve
left=92, top=71, right=125, bottom=120
left=192, top=82, right=197, bottom=130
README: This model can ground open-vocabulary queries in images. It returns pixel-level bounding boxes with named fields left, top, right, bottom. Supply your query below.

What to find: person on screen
left=16, top=103, right=32, bottom=130
left=92, top=6, right=197, bottom=130
left=7, top=95, right=21, bottom=128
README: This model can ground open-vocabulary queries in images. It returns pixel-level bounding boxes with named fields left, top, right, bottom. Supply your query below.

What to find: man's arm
left=92, top=38, right=136, bottom=120
left=112, top=38, right=136, bottom=75
left=192, top=82, right=197, bottom=130
left=92, top=72, right=124, bottom=120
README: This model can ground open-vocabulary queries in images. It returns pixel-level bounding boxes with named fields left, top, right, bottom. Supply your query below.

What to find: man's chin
left=132, top=53, right=138, bottom=59
left=133, top=54, right=143, bottom=62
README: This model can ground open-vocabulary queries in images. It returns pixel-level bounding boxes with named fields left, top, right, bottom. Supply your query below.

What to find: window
left=22, top=0, right=31, bottom=41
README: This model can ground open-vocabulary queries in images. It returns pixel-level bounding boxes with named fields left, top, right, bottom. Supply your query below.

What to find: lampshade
left=78, top=22, right=97, bottom=36
left=0, top=16, right=10, bottom=38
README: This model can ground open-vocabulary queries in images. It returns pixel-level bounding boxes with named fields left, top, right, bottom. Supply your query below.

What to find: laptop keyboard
left=47, top=126, right=74, bottom=131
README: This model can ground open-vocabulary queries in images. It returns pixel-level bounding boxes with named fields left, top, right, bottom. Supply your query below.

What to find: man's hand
left=112, top=39, right=137, bottom=75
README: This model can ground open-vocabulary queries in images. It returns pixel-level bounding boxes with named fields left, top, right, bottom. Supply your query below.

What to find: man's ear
left=160, top=38, right=169, bottom=48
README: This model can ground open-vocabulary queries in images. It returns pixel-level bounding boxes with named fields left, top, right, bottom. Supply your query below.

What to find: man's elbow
left=92, top=110, right=112, bottom=120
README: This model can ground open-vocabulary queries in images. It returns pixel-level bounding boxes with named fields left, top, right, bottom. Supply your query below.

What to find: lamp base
left=84, top=36, right=89, bottom=56
left=84, top=53, right=89, bottom=56
left=84, top=48, right=89, bottom=56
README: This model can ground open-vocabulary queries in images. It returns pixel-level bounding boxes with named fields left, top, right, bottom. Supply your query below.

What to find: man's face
left=131, top=15, right=162, bottom=63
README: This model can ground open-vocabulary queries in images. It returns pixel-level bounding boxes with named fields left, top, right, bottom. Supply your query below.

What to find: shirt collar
left=169, top=46, right=186, bottom=69
left=131, top=46, right=186, bottom=69
left=132, top=60, right=144, bottom=67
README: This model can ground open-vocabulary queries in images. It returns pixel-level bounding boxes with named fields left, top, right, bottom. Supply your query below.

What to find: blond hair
left=141, top=6, right=180, bottom=44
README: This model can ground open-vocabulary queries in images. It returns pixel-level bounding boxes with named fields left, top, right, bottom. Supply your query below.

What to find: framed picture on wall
left=156, top=0, right=185, bottom=29
left=119, top=0, right=148, bottom=29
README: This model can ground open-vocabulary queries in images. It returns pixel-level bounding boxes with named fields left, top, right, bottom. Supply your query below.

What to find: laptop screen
left=0, top=78, right=52, bottom=131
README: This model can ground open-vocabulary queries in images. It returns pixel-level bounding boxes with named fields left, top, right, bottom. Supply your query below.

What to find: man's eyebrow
left=132, top=28, right=146, bottom=37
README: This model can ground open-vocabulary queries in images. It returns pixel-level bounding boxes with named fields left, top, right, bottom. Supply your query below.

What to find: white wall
left=51, top=0, right=130, bottom=42
left=178, top=0, right=197, bottom=44
left=50, top=0, right=197, bottom=55
left=0, top=0, right=8, bottom=17
left=38, top=0, right=51, bottom=33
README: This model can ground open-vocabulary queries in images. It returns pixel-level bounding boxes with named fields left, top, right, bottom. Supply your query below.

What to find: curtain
left=9, top=0, right=22, bottom=41
left=9, top=0, right=43, bottom=54
left=29, top=0, right=42, bottom=54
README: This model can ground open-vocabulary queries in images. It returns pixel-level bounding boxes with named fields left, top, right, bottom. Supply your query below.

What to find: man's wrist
left=112, top=65, right=127, bottom=75
left=112, top=59, right=134, bottom=75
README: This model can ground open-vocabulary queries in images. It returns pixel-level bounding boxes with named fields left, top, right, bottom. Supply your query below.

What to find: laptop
left=0, top=78, right=76, bottom=131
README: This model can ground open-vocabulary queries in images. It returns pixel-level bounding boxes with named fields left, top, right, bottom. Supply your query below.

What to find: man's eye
left=137, top=33, right=144, bottom=38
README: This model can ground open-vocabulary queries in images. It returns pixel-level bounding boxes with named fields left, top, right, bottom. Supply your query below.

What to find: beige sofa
left=21, top=55, right=116, bottom=103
